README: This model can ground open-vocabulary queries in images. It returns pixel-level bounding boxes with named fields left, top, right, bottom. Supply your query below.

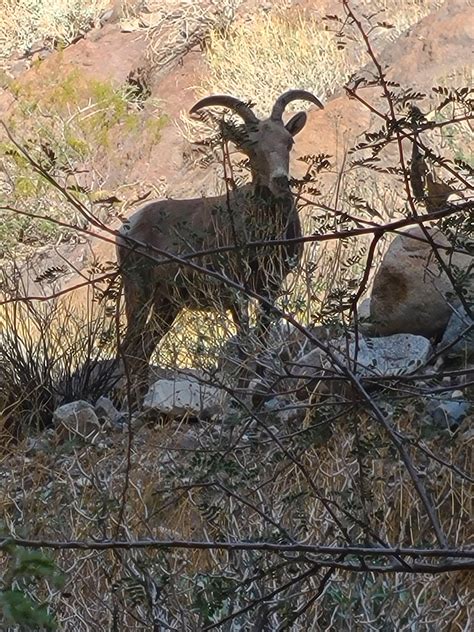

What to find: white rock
left=143, top=375, right=224, bottom=418
left=95, top=396, right=125, bottom=427
left=438, top=307, right=474, bottom=359
left=53, top=401, right=100, bottom=439
left=295, top=333, right=432, bottom=381
left=328, top=333, right=432, bottom=377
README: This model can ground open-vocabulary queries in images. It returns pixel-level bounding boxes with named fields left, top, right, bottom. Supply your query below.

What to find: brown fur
left=116, top=91, right=323, bottom=394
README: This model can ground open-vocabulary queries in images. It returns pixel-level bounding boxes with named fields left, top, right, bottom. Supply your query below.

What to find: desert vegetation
left=0, top=1, right=472, bottom=630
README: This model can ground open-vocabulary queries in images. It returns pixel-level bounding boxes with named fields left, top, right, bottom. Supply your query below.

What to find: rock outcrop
left=370, top=227, right=472, bottom=339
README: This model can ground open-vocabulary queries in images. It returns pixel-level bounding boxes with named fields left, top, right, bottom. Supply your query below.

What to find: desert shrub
left=0, top=265, right=121, bottom=439
left=0, top=545, right=64, bottom=630
left=0, top=70, right=168, bottom=254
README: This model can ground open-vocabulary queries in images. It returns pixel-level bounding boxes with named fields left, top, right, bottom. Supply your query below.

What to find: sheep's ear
left=285, top=112, right=307, bottom=137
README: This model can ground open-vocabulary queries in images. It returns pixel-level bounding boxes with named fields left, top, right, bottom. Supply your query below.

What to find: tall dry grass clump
left=0, top=275, right=120, bottom=443
left=196, top=0, right=442, bottom=115
left=0, top=0, right=110, bottom=60
left=201, top=8, right=352, bottom=115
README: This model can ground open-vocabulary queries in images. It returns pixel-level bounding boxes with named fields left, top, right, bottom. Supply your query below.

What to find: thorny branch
left=1, top=200, right=470, bottom=307
left=1, top=537, right=472, bottom=565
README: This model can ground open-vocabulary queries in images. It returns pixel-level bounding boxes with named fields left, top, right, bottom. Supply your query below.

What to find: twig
left=2, top=537, right=471, bottom=559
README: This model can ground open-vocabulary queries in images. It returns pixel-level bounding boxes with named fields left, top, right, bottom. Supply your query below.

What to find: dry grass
left=0, top=0, right=110, bottom=60
left=1, top=392, right=471, bottom=629
left=1, top=264, right=472, bottom=629
left=194, top=0, right=442, bottom=117
left=370, top=0, right=443, bottom=34
left=200, top=8, right=352, bottom=117
left=142, top=0, right=243, bottom=75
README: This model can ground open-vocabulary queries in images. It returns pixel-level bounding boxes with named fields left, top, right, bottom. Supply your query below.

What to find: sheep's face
left=241, top=113, right=307, bottom=198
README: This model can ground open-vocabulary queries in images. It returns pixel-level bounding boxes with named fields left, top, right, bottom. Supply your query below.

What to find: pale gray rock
left=53, top=400, right=100, bottom=440
left=329, top=333, right=433, bottom=377
left=294, top=333, right=432, bottom=383
left=438, top=307, right=474, bottom=359
left=291, top=347, right=324, bottom=380
left=426, top=390, right=470, bottom=430
left=370, top=227, right=472, bottom=338
left=95, top=396, right=126, bottom=427
left=144, top=374, right=225, bottom=418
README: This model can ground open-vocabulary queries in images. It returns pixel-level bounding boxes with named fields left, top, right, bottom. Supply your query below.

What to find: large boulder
left=370, top=227, right=472, bottom=339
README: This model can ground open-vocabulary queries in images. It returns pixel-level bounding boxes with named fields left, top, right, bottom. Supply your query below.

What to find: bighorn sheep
left=116, top=90, right=324, bottom=391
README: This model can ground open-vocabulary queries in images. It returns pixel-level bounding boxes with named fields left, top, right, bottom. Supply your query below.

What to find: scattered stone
left=329, top=333, right=433, bottom=378
left=438, top=307, right=474, bottom=359
left=53, top=400, right=101, bottom=441
left=290, top=347, right=324, bottom=380
left=218, top=322, right=332, bottom=397
left=288, top=346, right=343, bottom=400
left=95, top=396, right=126, bottom=428
left=99, top=3, right=121, bottom=27
left=25, top=430, right=54, bottom=455
left=370, top=227, right=472, bottom=338
left=144, top=374, right=225, bottom=419
left=262, top=397, right=301, bottom=424
left=292, top=333, right=432, bottom=399
left=426, top=390, right=470, bottom=430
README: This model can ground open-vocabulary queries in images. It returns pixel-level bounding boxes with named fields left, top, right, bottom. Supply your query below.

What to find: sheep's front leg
left=254, top=292, right=278, bottom=381
left=229, top=301, right=255, bottom=393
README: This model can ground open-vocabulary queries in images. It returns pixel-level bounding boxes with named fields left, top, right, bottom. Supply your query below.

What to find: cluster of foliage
left=0, top=545, right=64, bottom=630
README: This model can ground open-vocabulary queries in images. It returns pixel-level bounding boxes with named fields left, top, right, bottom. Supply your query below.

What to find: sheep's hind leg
left=119, top=279, right=155, bottom=407
left=144, top=298, right=179, bottom=370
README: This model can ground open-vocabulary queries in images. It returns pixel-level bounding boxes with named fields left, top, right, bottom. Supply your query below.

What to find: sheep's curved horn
left=271, top=90, right=324, bottom=121
left=190, top=95, right=259, bottom=124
